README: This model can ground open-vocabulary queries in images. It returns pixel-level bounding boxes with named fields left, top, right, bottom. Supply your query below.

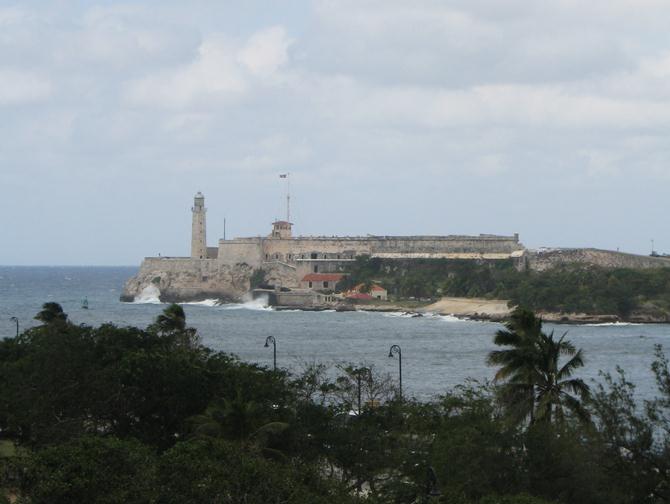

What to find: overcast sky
left=1, top=1, right=669, bottom=265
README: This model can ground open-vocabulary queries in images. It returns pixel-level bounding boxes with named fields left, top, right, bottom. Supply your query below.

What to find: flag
left=279, top=173, right=288, bottom=178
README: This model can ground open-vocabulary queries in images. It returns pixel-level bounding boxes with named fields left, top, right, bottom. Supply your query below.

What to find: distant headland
left=122, top=193, right=670, bottom=322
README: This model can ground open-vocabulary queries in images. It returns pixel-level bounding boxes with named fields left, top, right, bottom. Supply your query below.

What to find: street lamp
left=264, top=335, right=277, bottom=370
left=352, top=367, right=370, bottom=415
left=388, top=344, right=402, bottom=399
left=9, top=317, right=19, bottom=337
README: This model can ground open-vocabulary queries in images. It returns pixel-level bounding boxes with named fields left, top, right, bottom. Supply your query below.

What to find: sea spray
left=133, top=284, right=161, bottom=304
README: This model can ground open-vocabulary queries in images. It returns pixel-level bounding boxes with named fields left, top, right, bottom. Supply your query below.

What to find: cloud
left=0, top=68, right=51, bottom=105
left=124, top=26, right=292, bottom=109
left=0, top=6, right=25, bottom=25
left=2, top=1, right=670, bottom=264
left=237, top=26, right=292, bottom=78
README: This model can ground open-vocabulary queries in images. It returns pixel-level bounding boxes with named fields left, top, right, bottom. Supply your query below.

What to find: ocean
left=1, top=266, right=668, bottom=400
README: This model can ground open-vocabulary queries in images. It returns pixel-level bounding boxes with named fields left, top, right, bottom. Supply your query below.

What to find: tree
left=157, top=438, right=359, bottom=504
left=19, top=436, right=157, bottom=503
left=154, top=303, right=186, bottom=333
left=488, top=308, right=590, bottom=425
left=151, top=303, right=199, bottom=348
left=532, top=332, right=590, bottom=424
left=34, top=302, right=67, bottom=324
left=487, top=308, right=543, bottom=424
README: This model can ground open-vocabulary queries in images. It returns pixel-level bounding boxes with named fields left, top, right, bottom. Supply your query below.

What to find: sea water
left=1, top=266, right=668, bottom=400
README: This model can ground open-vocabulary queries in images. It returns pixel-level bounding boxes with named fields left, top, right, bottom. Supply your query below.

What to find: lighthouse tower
left=191, top=192, right=207, bottom=259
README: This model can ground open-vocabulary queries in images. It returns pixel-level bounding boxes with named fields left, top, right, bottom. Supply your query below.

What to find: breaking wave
left=219, top=296, right=273, bottom=311
left=182, top=299, right=220, bottom=307
left=582, top=322, right=643, bottom=327
left=133, top=284, right=162, bottom=304
left=382, top=311, right=421, bottom=318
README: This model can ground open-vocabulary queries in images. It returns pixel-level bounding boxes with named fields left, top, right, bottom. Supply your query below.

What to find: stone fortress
left=121, top=193, right=670, bottom=304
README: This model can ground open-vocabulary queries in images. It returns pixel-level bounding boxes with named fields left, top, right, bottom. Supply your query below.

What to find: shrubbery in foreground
left=0, top=304, right=668, bottom=503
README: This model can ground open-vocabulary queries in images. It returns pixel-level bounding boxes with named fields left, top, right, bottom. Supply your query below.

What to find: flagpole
left=286, top=172, right=290, bottom=223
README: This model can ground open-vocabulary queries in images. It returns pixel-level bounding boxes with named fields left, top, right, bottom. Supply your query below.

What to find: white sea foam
left=438, top=314, right=470, bottom=323
left=219, top=296, right=272, bottom=311
left=133, top=284, right=162, bottom=304
left=582, top=322, right=642, bottom=327
left=182, top=299, right=219, bottom=307
left=382, top=311, right=417, bottom=318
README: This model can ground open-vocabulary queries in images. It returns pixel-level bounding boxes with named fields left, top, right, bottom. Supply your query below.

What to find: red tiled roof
left=302, top=273, right=345, bottom=282
left=346, top=293, right=374, bottom=300
left=352, top=283, right=386, bottom=292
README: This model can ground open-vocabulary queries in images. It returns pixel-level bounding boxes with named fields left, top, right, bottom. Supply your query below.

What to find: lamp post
left=388, top=344, right=402, bottom=399
left=352, top=367, right=370, bottom=415
left=264, top=335, right=277, bottom=370
left=9, top=317, right=19, bottom=337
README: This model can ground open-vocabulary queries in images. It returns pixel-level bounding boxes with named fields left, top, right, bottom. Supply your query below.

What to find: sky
left=1, top=0, right=669, bottom=265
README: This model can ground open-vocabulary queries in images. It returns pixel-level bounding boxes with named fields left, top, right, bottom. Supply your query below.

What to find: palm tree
left=189, top=391, right=289, bottom=458
left=487, top=308, right=543, bottom=424
left=152, top=304, right=199, bottom=348
left=155, top=303, right=186, bottom=333
left=488, top=308, right=590, bottom=425
left=532, top=331, right=591, bottom=424
left=34, top=302, right=68, bottom=324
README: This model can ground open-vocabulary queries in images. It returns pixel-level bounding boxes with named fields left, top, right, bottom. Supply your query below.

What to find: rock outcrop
left=121, top=258, right=254, bottom=303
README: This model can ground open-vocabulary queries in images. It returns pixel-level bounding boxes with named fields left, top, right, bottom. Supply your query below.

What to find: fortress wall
left=526, top=248, right=670, bottom=272
left=218, top=238, right=264, bottom=267
left=370, top=237, right=522, bottom=254
left=217, top=234, right=524, bottom=271
left=261, top=238, right=372, bottom=261
left=140, top=257, right=218, bottom=275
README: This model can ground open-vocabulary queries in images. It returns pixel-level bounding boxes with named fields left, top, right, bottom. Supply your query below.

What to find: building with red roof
left=300, top=273, right=345, bottom=290
left=345, top=283, right=388, bottom=301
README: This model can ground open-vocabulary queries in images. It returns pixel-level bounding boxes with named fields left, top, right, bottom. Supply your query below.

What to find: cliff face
left=121, top=258, right=255, bottom=303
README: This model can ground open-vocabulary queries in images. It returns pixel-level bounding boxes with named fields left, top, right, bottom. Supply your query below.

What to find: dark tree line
left=340, top=256, right=670, bottom=317
left=0, top=303, right=669, bottom=503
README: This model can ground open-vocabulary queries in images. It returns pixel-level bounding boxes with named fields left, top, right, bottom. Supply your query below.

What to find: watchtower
left=191, top=192, right=207, bottom=259
left=270, top=220, right=293, bottom=239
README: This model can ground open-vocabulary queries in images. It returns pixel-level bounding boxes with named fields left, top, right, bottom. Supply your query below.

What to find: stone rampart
left=218, top=238, right=264, bottom=267
left=219, top=233, right=523, bottom=265
left=525, top=248, right=670, bottom=272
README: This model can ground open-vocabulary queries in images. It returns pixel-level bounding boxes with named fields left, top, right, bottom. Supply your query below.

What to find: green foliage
left=19, top=436, right=157, bottom=504
left=250, top=268, right=267, bottom=289
left=478, top=494, right=555, bottom=504
left=2, top=305, right=670, bottom=503
left=34, top=301, right=68, bottom=324
left=431, top=385, right=524, bottom=499
left=488, top=308, right=590, bottom=426
left=342, top=256, right=670, bottom=316
left=157, top=438, right=357, bottom=504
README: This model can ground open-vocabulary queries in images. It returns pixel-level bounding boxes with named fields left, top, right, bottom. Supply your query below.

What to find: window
left=308, top=281, right=313, bottom=288
left=311, top=253, right=317, bottom=259
left=323, top=281, right=329, bottom=288
left=313, top=265, right=318, bottom=273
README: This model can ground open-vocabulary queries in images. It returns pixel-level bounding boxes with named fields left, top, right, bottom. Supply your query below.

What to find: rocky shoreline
left=275, top=304, right=670, bottom=324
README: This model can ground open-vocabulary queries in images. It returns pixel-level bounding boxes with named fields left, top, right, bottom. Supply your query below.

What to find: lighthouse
left=191, top=192, right=207, bottom=259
